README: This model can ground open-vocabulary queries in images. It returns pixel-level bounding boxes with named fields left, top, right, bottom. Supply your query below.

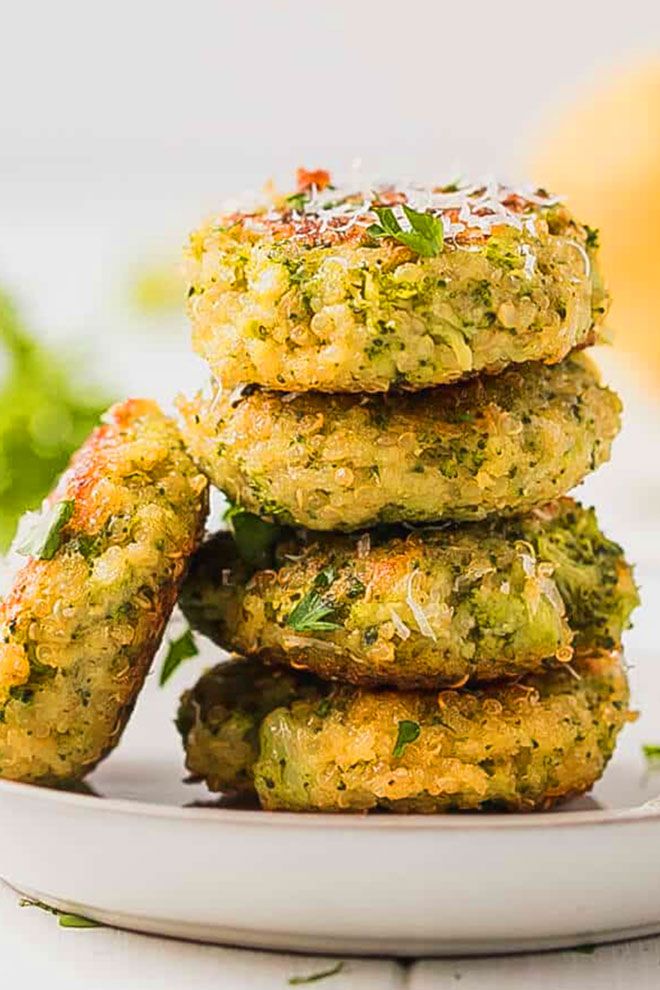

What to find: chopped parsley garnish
left=286, top=192, right=308, bottom=212
left=642, top=744, right=660, bottom=767
left=392, top=719, right=421, bottom=758
left=15, top=499, right=75, bottom=560
left=19, top=898, right=101, bottom=928
left=159, top=628, right=198, bottom=686
left=314, top=565, right=336, bottom=589
left=73, top=531, right=104, bottom=561
left=58, top=913, right=102, bottom=929
left=288, top=962, right=344, bottom=985
left=584, top=226, right=600, bottom=249
left=346, top=577, right=366, bottom=600
left=368, top=204, right=444, bottom=257
left=315, top=698, right=332, bottom=718
left=225, top=506, right=282, bottom=569
left=286, top=566, right=341, bottom=632
left=286, top=592, right=340, bottom=633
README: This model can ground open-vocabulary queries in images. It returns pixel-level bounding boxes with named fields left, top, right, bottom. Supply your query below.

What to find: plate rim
left=1, top=775, right=659, bottom=832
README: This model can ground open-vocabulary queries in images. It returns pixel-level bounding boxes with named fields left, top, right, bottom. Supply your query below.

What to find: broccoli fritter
left=0, top=399, right=208, bottom=784
left=176, top=657, right=319, bottom=795
left=180, top=500, right=638, bottom=689
left=186, top=172, right=607, bottom=393
left=178, top=653, right=631, bottom=812
left=178, top=354, right=620, bottom=530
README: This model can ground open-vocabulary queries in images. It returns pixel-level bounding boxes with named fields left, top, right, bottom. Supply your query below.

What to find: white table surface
left=4, top=877, right=660, bottom=990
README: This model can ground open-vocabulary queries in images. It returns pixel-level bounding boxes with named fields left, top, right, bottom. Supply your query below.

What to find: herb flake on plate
left=19, top=898, right=101, bottom=928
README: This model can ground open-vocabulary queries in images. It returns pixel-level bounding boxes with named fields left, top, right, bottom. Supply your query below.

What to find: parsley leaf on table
left=288, top=962, right=345, bottom=984
left=19, top=898, right=101, bottom=928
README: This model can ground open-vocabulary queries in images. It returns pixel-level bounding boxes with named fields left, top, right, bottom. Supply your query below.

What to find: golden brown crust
left=186, top=173, right=608, bottom=392
left=178, top=354, right=621, bottom=530
left=180, top=500, right=638, bottom=690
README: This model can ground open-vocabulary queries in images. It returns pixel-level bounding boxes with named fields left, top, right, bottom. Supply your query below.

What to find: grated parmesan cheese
left=405, top=570, right=436, bottom=641
left=389, top=606, right=411, bottom=641
left=211, top=171, right=564, bottom=250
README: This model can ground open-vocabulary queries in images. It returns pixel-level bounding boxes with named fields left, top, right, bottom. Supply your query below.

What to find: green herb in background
left=0, top=292, right=111, bottom=550
left=19, top=897, right=101, bottom=928
left=288, top=961, right=344, bottom=985
left=159, top=627, right=199, bottom=686
left=392, top=719, right=421, bottom=758
left=368, top=204, right=444, bottom=257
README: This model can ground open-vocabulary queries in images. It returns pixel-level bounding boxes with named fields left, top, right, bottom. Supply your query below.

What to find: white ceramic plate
left=0, top=572, right=658, bottom=957
left=1, top=747, right=660, bottom=957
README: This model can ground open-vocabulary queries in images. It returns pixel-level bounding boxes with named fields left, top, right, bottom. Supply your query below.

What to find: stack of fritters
left=176, top=170, right=638, bottom=813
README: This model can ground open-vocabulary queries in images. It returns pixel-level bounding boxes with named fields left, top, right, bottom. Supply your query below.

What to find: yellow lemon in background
left=528, top=60, right=660, bottom=386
